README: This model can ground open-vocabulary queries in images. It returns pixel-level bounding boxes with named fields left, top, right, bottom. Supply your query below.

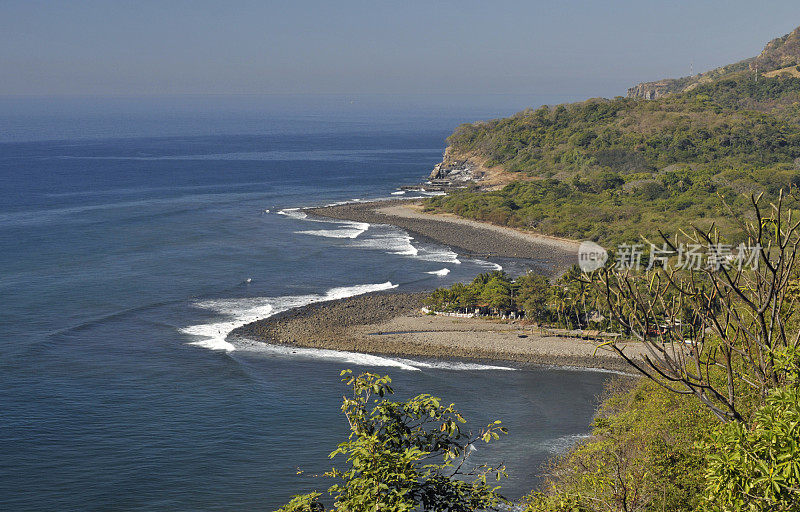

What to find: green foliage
left=276, top=370, right=508, bottom=512
left=525, top=379, right=716, bottom=512
left=424, top=171, right=800, bottom=246
left=521, top=353, right=800, bottom=512
left=703, top=387, right=800, bottom=511
left=277, top=492, right=323, bottom=512
left=426, top=75, right=800, bottom=246
left=514, top=272, right=550, bottom=322
left=424, top=270, right=514, bottom=314
left=481, top=277, right=512, bottom=311
left=702, top=346, right=800, bottom=511
left=447, top=77, right=800, bottom=174
left=424, top=268, right=607, bottom=330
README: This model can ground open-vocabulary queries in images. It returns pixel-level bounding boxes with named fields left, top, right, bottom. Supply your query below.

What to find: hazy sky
left=2, top=1, right=800, bottom=98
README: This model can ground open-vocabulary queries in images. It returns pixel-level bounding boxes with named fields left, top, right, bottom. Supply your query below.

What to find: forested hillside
left=426, top=75, right=800, bottom=245
left=424, top=26, right=800, bottom=246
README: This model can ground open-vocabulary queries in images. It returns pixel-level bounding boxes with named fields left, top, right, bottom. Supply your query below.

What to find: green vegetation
left=446, top=77, right=800, bottom=173
left=529, top=195, right=800, bottom=511
left=277, top=370, right=508, bottom=512
left=278, top=29, right=800, bottom=511
left=278, top=361, right=800, bottom=512
left=523, top=349, right=800, bottom=512
left=628, top=25, right=800, bottom=99
left=704, top=370, right=800, bottom=511
left=424, top=268, right=601, bottom=329
left=425, top=76, right=800, bottom=246
left=526, top=379, right=715, bottom=512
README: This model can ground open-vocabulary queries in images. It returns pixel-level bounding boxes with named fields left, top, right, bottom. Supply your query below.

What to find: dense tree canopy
left=424, top=269, right=599, bottom=329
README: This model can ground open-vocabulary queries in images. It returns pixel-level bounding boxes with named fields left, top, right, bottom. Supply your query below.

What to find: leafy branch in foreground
left=276, top=370, right=508, bottom=512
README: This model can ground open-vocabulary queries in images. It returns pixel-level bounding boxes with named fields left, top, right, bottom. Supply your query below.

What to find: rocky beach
left=230, top=199, right=642, bottom=372
left=306, top=199, right=581, bottom=276
left=232, top=292, right=645, bottom=373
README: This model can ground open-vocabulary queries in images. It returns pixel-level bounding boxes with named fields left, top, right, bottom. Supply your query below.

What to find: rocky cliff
left=624, top=24, right=800, bottom=99
left=626, top=79, right=685, bottom=100
left=428, top=147, right=485, bottom=183
left=625, top=57, right=754, bottom=99
left=752, top=25, right=800, bottom=72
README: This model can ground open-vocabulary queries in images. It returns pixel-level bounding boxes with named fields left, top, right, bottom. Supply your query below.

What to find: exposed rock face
left=624, top=24, right=800, bottom=100
left=751, top=26, right=800, bottom=73
left=626, top=80, right=682, bottom=100
left=428, top=147, right=481, bottom=183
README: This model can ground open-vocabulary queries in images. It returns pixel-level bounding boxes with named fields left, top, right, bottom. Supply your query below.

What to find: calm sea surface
left=0, top=97, right=609, bottom=510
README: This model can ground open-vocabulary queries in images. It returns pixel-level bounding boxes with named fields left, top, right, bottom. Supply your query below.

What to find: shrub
left=702, top=347, right=800, bottom=511
left=525, top=379, right=715, bottom=512
left=276, top=370, right=508, bottom=512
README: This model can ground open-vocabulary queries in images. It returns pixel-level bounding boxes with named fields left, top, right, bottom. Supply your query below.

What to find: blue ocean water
left=1, top=98, right=610, bottom=511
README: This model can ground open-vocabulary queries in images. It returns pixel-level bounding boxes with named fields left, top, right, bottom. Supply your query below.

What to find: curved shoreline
left=231, top=292, right=644, bottom=374
left=305, top=199, right=580, bottom=276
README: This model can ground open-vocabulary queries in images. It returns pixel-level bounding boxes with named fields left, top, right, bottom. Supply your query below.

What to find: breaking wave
left=276, top=208, right=307, bottom=220
left=474, top=259, right=503, bottom=271
left=352, top=231, right=418, bottom=256
left=394, top=358, right=517, bottom=371
left=234, top=342, right=421, bottom=371
left=181, top=281, right=398, bottom=351
left=181, top=279, right=517, bottom=372
left=426, top=268, right=450, bottom=276
left=277, top=204, right=462, bottom=264
left=296, top=221, right=369, bottom=239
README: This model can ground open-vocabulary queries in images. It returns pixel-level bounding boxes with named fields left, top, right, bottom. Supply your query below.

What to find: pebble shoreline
left=233, top=200, right=638, bottom=372
left=232, top=292, right=640, bottom=373
left=306, top=200, right=579, bottom=276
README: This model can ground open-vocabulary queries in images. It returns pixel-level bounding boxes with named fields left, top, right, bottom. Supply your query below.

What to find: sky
left=2, top=1, right=800, bottom=99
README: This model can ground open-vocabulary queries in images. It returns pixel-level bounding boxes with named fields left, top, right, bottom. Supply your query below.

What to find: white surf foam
left=391, top=190, right=406, bottom=195
left=182, top=278, right=520, bottom=372
left=277, top=203, right=460, bottom=264
left=474, top=259, right=503, bottom=271
left=395, top=358, right=517, bottom=371
left=545, top=364, right=637, bottom=376
left=296, top=221, right=369, bottom=239
left=235, top=343, right=421, bottom=371
left=182, top=281, right=397, bottom=352
left=234, top=342, right=516, bottom=372
left=542, top=433, right=591, bottom=454
left=276, top=208, right=308, bottom=220
left=426, top=268, right=450, bottom=276
left=416, top=247, right=461, bottom=264
left=181, top=301, right=276, bottom=351
left=350, top=228, right=462, bottom=264
left=353, top=232, right=419, bottom=256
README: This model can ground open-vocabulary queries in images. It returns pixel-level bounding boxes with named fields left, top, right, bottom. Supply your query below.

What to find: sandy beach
left=232, top=292, right=645, bottom=373
left=306, top=199, right=581, bottom=276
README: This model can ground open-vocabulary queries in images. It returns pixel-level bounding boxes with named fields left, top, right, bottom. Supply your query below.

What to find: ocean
left=0, top=96, right=610, bottom=510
